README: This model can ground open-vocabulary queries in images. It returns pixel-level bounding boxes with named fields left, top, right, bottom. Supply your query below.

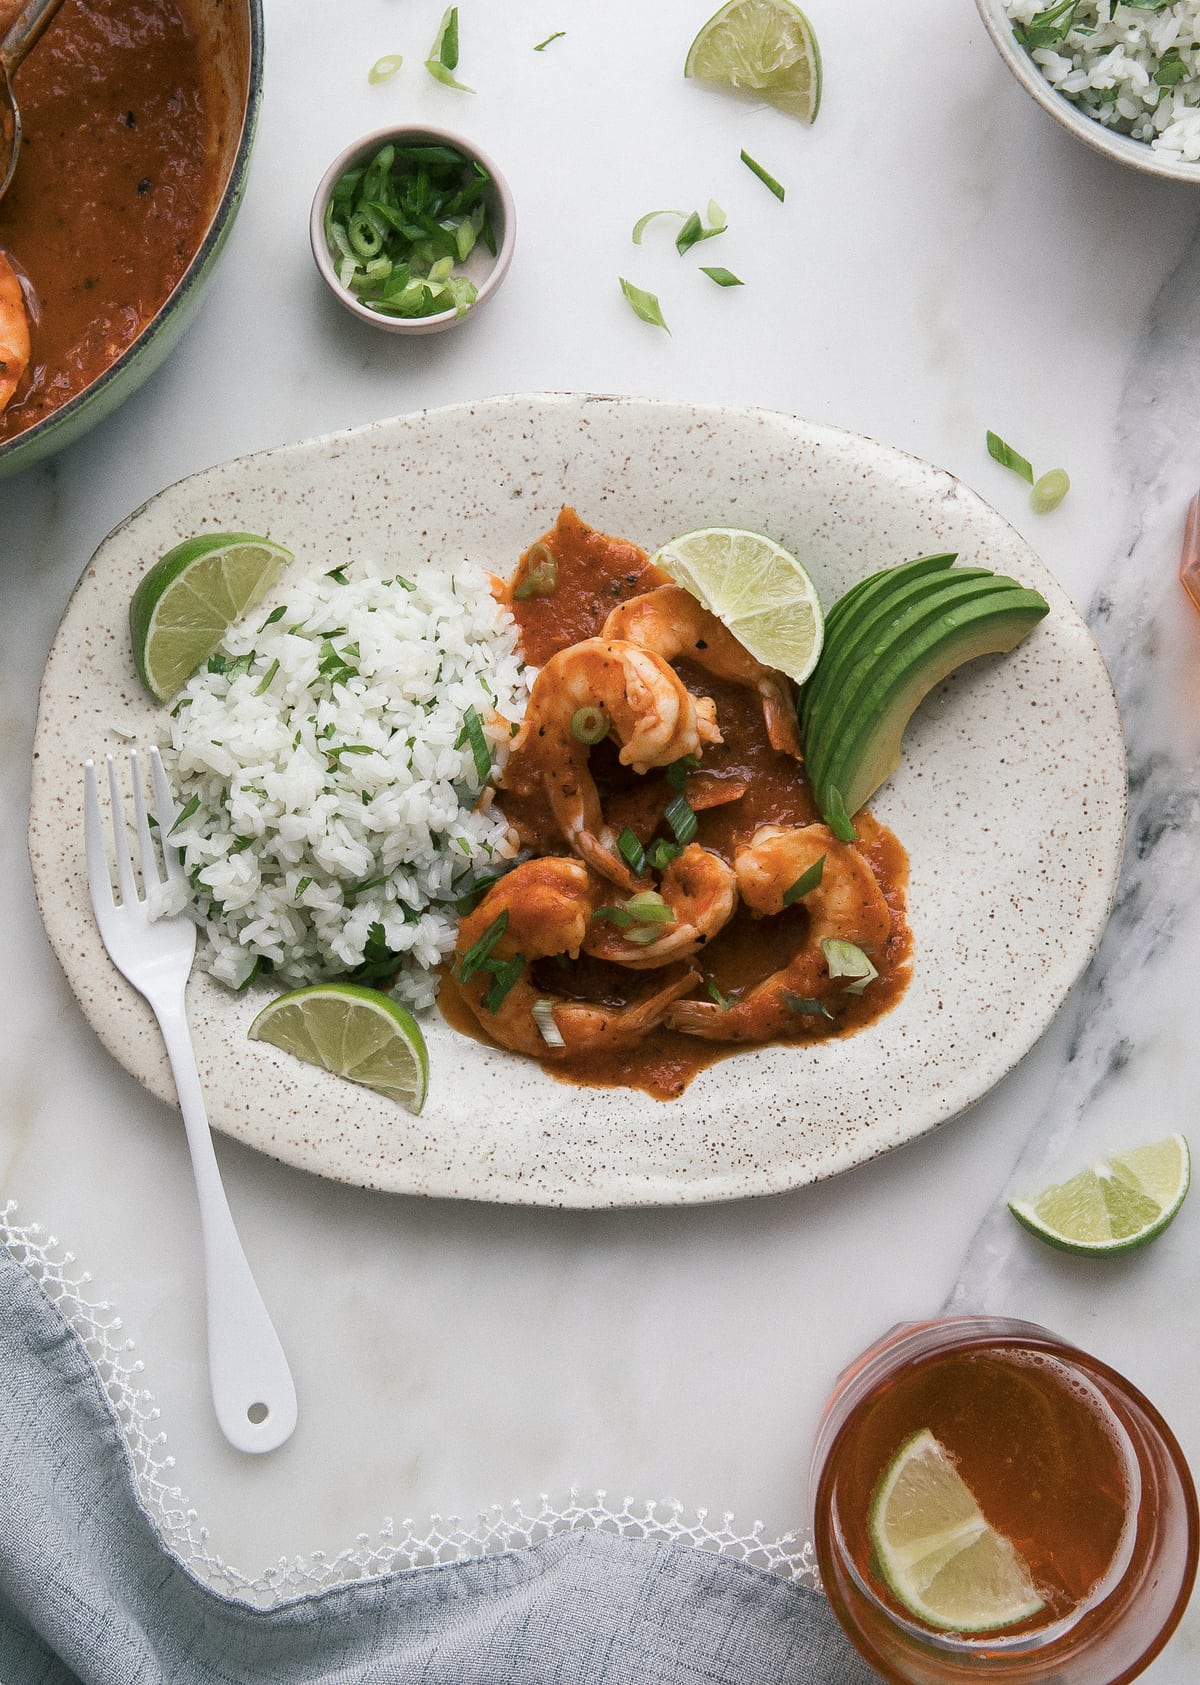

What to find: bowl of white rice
left=975, top=0, right=1200, bottom=180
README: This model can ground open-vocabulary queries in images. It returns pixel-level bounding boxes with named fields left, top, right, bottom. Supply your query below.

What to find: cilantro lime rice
left=1005, top=0, right=1200, bottom=159
left=160, top=560, right=528, bottom=1010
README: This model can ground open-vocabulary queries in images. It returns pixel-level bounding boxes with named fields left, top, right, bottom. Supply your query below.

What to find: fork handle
left=155, top=998, right=298, bottom=1454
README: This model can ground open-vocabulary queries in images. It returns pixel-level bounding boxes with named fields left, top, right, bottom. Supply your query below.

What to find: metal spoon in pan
left=0, top=0, right=70, bottom=204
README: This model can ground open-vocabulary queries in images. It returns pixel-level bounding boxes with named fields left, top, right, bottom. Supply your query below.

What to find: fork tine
left=148, top=746, right=187, bottom=892
left=83, top=759, right=115, bottom=913
left=129, top=749, right=162, bottom=890
left=104, top=753, right=138, bottom=908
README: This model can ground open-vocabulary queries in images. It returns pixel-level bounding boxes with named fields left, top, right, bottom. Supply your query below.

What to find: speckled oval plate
left=28, top=395, right=1127, bottom=1207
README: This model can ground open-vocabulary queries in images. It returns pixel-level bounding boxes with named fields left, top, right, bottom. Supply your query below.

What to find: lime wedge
left=248, top=983, right=429, bottom=1113
left=684, top=0, right=822, bottom=122
left=651, top=526, right=824, bottom=682
left=870, top=1429, right=1045, bottom=1634
left=1008, top=1134, right=1190, bottom=1255
left=129, top=532, right=293, bottom=702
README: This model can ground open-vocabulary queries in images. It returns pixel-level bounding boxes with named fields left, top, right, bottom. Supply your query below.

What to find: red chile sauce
left=440, top=508, right=913, bottom=1099
left=0, top=0, right=220, bottom=443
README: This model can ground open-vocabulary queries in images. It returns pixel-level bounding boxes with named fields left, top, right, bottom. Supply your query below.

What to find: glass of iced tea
left=809, top=1317, right=1197, bottom=1685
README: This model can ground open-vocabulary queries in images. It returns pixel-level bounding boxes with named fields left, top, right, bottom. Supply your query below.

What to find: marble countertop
left=3, top=0, right=1199, bottom=1673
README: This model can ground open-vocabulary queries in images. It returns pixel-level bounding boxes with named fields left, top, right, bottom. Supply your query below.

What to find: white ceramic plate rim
left=28, top=394, right=1127, bottom=1207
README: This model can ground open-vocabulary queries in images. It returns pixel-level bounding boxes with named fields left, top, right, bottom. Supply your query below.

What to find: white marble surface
left=2, top=0, right=1199, bottom=1674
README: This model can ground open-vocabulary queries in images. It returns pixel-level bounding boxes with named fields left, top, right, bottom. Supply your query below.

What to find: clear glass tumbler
left=809, top=1317, right=1197, bottom=1685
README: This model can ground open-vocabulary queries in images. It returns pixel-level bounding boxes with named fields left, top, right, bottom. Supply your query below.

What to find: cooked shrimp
left=0, top=253, right=30, bottom=416
left=667, top=824, right=891, bottom=1041
left=454, top=856, right=700, bottom=1056
left=506, top=637, right=721, bottom=890
left=603, top=585, right=802, bottom=758
left=583, top=843, right=738, bottom=970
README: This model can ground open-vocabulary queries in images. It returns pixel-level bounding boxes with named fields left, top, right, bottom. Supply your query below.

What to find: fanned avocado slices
left=798, top=558, right=1049, bottom=838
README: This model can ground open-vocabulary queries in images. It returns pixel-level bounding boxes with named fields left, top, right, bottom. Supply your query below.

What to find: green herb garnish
left=740, top=149, right=785, bottom=201
left=986, top=430, right=1035, bottom=485
left=663, top=794, right=698, bottom=846
left=458, top=909, right=509, bottom=982
left=782, top=854, right=825, bottom=907
left=368, top=54, right=403, bottom=84
left=619, top=277, right=670, bottom=331
left=426, top=6, right=474, bottom=90
left=534, top=30, right=566, bottom=50
left=1012, top=0, right=1078, bottom=47
left=617, top=827, right=648, bottom=876
left=456, top=703, right=492, bottom=784
left=701, top=266, right=743, bottom=287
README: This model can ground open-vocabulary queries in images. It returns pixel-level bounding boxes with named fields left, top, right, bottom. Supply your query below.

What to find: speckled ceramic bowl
left=28, top=395, right=1126, bottom=1208
left=0, top=0, right=263, bottom=481
left=309, top=124, right=515, bottom=336
left=974, top=0, right=1200, bottom=182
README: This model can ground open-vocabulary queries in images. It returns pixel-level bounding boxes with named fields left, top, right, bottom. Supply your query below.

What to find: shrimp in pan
left=454, top=856, right=700, bottom=1058
left=0, top=253, right=30, bottom=416
left=602, top=585, right=803, bottom=758
left=504, top=636, right=721, bottom=891
left=667, top=824, right=890, bottom=1041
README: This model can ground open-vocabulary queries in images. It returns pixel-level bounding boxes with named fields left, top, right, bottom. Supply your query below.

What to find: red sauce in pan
left=441, top=508, right=913, bottom=1099
left=0, top=0, right=222, bottom=442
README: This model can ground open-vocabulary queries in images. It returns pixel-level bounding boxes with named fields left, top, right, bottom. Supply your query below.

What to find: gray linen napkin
left=0, top=1247, right=883, bottom=1685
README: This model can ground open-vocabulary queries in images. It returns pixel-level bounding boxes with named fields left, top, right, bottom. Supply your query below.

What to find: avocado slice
left=807, top=586, right=1049, bottom=833
left=803, top=571, right=1028, bottom=790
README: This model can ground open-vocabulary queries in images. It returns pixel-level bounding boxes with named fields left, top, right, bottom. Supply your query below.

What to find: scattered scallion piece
left=675, top=200, right=727, bottom=255
left=1031, top=468, right=1070, bottom=514
left=632, top=208, right=684, bottom=244
left=512, top=542, right=559, bottom=600
left=534, top=30, right=566, bottom=50
left=782, top=854, right=825, bottom=907
left=368, top=54, right=403, bottom=84
left=456, top=703, right=492, bottom=784
left=740, top=149, right=785, bottom=201
left=783, top=993, right=834, bottom=1019
left=532, top=998, right=565, bottom=1046
left=619, top=277, right=670, bottom=331
left=592, top=905, right=636, bottom=929
left=663, top=793, right=698, bottom=846
left=484, top=953, right=524, bottom=1011
left=665, top=755, right=699, bottom=792
left=425, top=5, right=474, bottom=90
left=624, top=892, right=675, bottom=925
left=323, top=140, right=495, bottom=319
left=706, top=978, right=733, bottom=1009
left=701, top=266, right=743, bottom=287
left=646, top=838, right=682, bottom=872
left=821, top=938, right=878, bottom=995
left=458, top=909, right=509, bottom=982
left=986, top=430, right=1035, bottom=485
left=570, top=705, right=610, bottom=745
left=617, top=827, right=648, bottom=876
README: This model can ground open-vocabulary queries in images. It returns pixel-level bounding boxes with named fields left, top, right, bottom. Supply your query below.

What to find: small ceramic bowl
left=309, top=124, right=516, bottom=336
left=973, top=0, right=1200, bottom=183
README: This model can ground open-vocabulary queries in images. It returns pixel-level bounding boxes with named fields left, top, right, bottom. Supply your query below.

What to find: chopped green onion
left=824, top=785, right=858, bottom=843
left=619, top=277, right=670, bottom=332
left=484, top=953, right=524, bottom=1011
left=783, top=993, right=835, bottom=1019
left=701, top=266, right=743, bottom=287
left=665, top=755, right=699, bottom=792
left=513, top=543, right=558, bottom=600
left=624, top=892, right=675, bottom=924
left=570, top=705, right=610, bottom=745
left=646, top=838, right=682, bottom=872
left=675, top=201, right=727, bottom=255
left=454, top=867, right=510, bottom=914
left=456, top=704, right=492, bottom=783
left=663, top=794, right=697, bottom=846
left=740, top=149, right=785, bottom=201
left=821, top=938, right=878, bottom=994
left=782, top=854, right=825, bottom=907
left=534, top=30, right=566, bottom=50
left=368, top=54, right=403, bottom=84
left=986, top=430, right=1035, bottom=485
left=1031, top=468, right=1070, bottom=514
left=706, top=978, right=732, bottom=1009
left=592, top=904, right=636, bottom=929
left=169, top=794, right=201, bottom=835
left=294, top=876, right=313, bottom=898
left=458, top=909, right=509, bottom=981
left=253, top=658, right=280, bottom=697
left=632, top=208, right=684, bottom=244
left=617, top=827, right=647, bottom=876
left=531, top=998, right=565, bottom=1046
left=425, top=6, right=474, bottom=90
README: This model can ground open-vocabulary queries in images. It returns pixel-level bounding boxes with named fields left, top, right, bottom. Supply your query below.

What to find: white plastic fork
left=83, top=748, right=297, bottom=1454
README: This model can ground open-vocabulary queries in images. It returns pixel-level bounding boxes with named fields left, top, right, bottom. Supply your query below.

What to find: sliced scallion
left=740, top=149, right=785, bottom=201
left=706, top=978, right=732, bottom=1009
left=619, top=277, right=670, bottom=332
left=986, top=430, right=1035, bottom=485
left=632, top=208, right=684, bottom=244
left=663, top=794, right=697, bottom=846
left=484, top=953, right=524, bottom=1011
left=534, top=30, right=566, bottom=50
left=1031, top=468, right=1070, bottom=514
left=782, top=854, right=825, bottom=907
left=368, top=54, right=403, bottom=84
left=456, top=704, right=492, bottom=784
left=570, top=705, right=610, bottom=745
left=820, top=938, right=878, bottom=994
left=701, top=266, right=743, bottom=287
left=646, top=838, right=682, bottom=872
left=512, top=543, right=558, bottom=600
left=532, top=998, right=565, bottom=1046
left=783, top=993, right=835, bottom=1019
left=458, top=909, right=509, bottom=981
left=617, top=827, right=647, bottom=876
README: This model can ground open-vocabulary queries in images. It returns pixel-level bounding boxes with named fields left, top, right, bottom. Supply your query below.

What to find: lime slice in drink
left=870, top=1429, right=1045, bottom=1634
left=248, top=983, right=429, bottom=1114
left=130, top=532, right=293, bottom=702
left=651, top=526, right=824, bottom=682
left=1008, top=1134, right=1190, bottom=1255
left=684, top=0, right=822, bottom=122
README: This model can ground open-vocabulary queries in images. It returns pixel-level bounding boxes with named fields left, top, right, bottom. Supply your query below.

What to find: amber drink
left=809, top=1318, right=1197, bottom=1685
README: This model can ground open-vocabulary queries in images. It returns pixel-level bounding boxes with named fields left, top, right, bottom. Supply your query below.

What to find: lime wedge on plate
left=248, top=983, right=429, bottom=1114
left=684, top=0, right=822, bottom=122
left=651, top=526, right=824, bottom=682
left=870, top=1429, right=1045, bottom=1634
left=130, top=532, right=293, bottom=702
left=1008, top=1134, right=1190, bottom=1255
